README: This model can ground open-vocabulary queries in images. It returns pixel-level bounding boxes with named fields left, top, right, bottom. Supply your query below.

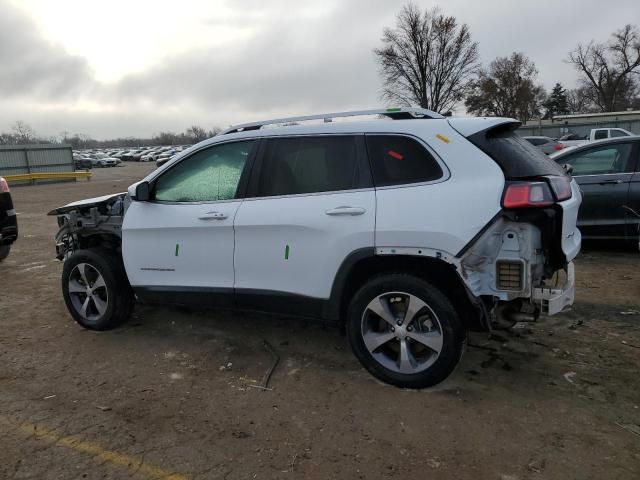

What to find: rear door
left=559, top=141, right=637, bottom=239
left=233, top=135, right=374, bottom=317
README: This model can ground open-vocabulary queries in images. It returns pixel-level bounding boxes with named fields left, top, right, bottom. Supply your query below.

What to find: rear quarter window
left=468, top=125, right=565, bottom=178
left=610, top=129, right=629, bottom=138
left=365, top=135, right=443, bottom=187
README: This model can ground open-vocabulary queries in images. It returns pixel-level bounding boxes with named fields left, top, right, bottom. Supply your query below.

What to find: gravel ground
left=1, top=162, right=639, bottom=480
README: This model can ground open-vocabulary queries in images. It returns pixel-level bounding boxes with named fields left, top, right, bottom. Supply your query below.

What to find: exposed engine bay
left=49, top=193, right=128, bottom=260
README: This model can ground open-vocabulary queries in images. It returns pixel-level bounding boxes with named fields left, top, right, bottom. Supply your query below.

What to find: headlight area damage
left=48, top=193, right=128, bottom=260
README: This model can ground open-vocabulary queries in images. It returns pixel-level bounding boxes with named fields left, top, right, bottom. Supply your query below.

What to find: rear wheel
left=62, top=249, right=134, bottom=330
left=0, top=245, right=10, bottom=262
left=346, top=274, right=465, bottom=388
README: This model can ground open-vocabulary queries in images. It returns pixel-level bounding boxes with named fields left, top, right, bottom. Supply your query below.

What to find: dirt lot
left=1, top=162, right=639, bottom=479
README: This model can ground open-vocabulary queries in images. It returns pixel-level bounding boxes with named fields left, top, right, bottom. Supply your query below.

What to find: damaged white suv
left=50, top=108, right=581, bottom=388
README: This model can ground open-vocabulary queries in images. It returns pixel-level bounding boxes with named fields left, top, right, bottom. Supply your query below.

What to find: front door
left=122, top=139, right=257, bottom=305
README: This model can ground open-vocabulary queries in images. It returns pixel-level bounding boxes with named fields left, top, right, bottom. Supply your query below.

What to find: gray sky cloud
left=1, top=0, right=638, bottom=139
left=0, top=3, right=94, bottom=100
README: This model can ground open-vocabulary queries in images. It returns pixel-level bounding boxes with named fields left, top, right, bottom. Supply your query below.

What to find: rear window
left=610, top=129, right=629, bottom=138
left=524, top=137, right=546, bottom=146
left=468, top=125, right=565, bottom=178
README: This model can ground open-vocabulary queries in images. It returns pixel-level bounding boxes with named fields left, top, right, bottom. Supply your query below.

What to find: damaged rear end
left=451, top=119, right=582, bottom=326
left=48, top=193, right=128, bottom=260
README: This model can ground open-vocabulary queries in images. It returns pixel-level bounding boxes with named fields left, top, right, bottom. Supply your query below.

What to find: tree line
left=0, top=123, right=221, bottom=148
left=375, top=3, right=640, bottom=122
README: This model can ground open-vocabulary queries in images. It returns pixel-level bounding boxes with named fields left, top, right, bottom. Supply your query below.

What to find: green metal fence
left=0, top=144, right=74, bottom=181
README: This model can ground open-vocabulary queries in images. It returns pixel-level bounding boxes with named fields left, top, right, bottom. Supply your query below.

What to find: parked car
left=522, top=136, right=564, bottom=155
left=140, top=151, right=159, bottom=162
left=119, top=150, right=143, bottom=161
left=73, top=157, right=93, bottom=169
left=559, top=128, right=635, bottom=148
left=93, top=153, right=121, bottom=166
left=551, top=137, right=640, bottom=244
left=87, top=154, right=117, bottom=168
left=49, top=108, right=581, bottom=388
left=0, top=177, right=18, bottom=261
left=155, top=156, right=173, bottom=168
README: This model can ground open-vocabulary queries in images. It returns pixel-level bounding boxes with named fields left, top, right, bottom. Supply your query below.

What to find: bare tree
left=567, top=24, right=640, bottom=112
left=374, top=3, right=479, bottom=113
left=185, top=125, right=208, bottom=143
left=566, top=86, right=598, bottom=114
left=465, top=52, right=545, bottom=122
left=12, top=120, right=36, bottom=144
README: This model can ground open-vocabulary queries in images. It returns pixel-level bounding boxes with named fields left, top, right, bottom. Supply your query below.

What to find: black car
left=551, top=137, right=640, bottom=243
left=74, top=157, right=93, bottom=169
left=0, top=176, right=18, bottom=261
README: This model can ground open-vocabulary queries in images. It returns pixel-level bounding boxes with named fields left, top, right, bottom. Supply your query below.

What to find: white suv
left=50, top=108, right=582, bottom=388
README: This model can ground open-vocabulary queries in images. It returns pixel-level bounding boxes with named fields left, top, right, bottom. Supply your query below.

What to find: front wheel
left=62, top=249, right=134, bottom=330
left=346, top=274, right=465, bottom=389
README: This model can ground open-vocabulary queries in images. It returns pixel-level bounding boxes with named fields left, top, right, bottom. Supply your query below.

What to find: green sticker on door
left=175, top=244, right=180, bottom=257
left=284, top=244, right=290, bottom=260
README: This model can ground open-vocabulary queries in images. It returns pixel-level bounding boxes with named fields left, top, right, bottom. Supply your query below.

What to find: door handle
left=325, top=206, right=366, bottom=216
left=598, top=179, right=623, bottom=185
left=198, top=211, right=228, bottom=220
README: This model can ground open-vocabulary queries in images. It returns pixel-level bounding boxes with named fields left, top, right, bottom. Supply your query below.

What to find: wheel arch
left=327, top=249, right=489, bottom=332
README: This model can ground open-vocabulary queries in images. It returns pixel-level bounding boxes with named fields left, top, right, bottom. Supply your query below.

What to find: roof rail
left=220, top=107, right=444, bottom=135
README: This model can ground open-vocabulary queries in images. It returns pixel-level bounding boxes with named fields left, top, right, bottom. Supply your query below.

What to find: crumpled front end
left=49, top=193, right=128, bottom=260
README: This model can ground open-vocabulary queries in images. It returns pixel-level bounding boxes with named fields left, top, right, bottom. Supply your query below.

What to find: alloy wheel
left=68, top=262, right=109, bottom=321
left=361, top=292, right=444, bottom=374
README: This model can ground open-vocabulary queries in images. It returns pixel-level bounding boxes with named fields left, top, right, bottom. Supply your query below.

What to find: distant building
left=519, top=110, right=640, bottom=138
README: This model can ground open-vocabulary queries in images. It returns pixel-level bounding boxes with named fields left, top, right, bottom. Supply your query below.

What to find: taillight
left=0, top=178, right=9, bottom=193
left=547, top=175, right=572, bottom=201
left=502, top=181, right=554, bottom=209
left=553, top=144, right=563, bottom=151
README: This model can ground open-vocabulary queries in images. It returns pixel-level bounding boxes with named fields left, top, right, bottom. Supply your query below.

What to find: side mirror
left=133, top=181, right=151, bottom=201
left=562, top=163, right=574, bottom=175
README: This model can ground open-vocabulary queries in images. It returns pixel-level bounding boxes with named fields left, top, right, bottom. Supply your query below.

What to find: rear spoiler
left=447, top=117, right=520, bottom=137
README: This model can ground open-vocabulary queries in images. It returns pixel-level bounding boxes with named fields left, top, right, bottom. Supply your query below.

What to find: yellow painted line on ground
left=0, top=415, right=187, bottom=480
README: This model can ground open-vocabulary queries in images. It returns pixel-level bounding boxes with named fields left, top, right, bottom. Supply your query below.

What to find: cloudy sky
left=1, top=0, right=638, bottom=139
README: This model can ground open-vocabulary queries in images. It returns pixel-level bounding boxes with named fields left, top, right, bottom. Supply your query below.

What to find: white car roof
left=145, top=111, right=517, bottom=180
left=211, top=115, right=515, bottom=143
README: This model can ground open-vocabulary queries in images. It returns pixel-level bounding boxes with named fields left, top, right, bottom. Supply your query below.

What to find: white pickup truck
left=559, top=127, right=635, bottom=147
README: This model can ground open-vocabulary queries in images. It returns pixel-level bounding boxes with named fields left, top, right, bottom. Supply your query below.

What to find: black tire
left=0, top=245, right=10, bottom=262
left=62, top=248, right=134, bottom=330
left=346, top=274, right=465, bottom=389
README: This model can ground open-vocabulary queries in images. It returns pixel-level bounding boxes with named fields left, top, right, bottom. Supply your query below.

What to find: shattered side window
left=154, top=140, right=254, bottom=202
